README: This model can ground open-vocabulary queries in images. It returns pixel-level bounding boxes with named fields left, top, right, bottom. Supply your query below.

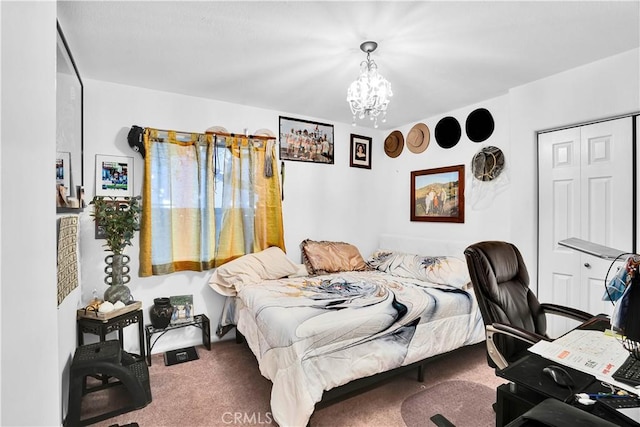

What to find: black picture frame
left=279, top=116, right=334, bottom=164
left=350, top=134, right=372, bottom=169
left=411, top=165, right=465, bottom=223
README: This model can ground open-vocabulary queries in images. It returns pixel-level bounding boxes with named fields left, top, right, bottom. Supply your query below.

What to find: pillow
left=208, top=246, right=303, bottom=296
left=368, top=250, right=471, bottom=289
left=299, top=240, right=316, bottom=274
left=300, top=239, right=370, bottom=275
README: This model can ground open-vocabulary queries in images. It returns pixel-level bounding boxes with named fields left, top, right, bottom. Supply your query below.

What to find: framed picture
left=95, top=154, right=133, bottom=197
left=350, top=134, right=372, bottom=169
left=169, top=294, right=194, bottom=325
left=95, top=223, right=107, bottom=240
left=56, top=151, right=71, bottom=198
left=279, top=116, right=334, bottom=164
left=411, top=165, right=465, bottom=223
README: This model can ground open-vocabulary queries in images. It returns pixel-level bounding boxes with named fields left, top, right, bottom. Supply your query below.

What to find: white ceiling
left=56, top=1, right=640, bottom=131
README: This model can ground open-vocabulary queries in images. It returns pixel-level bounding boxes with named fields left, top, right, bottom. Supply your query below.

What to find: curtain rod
left=144, top=127, right=275, bottom=140
left=205, top=130, right=275, bottom=140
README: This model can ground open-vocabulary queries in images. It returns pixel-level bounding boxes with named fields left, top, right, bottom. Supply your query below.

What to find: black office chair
left=464, top=241, right=594, bottom=370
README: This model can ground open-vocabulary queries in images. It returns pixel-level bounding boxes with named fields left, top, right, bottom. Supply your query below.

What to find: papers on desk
left=529, top=329, right=640, bottom=394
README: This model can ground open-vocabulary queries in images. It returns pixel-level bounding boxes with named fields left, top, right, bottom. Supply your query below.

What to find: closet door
left=538, top=117, right=633, bottom=337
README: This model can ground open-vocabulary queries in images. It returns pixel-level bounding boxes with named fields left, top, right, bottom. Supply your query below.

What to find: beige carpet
left=79, top=340, right=505, bottom=427
left=401, top=380, right=496, bottom=427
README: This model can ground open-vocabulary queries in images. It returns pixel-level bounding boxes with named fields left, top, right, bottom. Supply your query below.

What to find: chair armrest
left=486, top=323, right=549, bottom=370
left=540, top=303, right=593, bottom=323
left=489, top=322, right=548, bottom=345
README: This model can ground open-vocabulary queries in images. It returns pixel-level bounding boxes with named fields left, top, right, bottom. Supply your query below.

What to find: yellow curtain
left=140, top=129, right=285, bottom=276
left=215, top=136, right=285, bottom=266
left=254, top=139, right=286, bottom=250
left=140, top=129, right=216, bottom=276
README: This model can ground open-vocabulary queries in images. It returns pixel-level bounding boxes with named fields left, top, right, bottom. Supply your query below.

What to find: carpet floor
left=401, top=380, right=496, bottom=427
left=78, top=339, right=505, bottom=427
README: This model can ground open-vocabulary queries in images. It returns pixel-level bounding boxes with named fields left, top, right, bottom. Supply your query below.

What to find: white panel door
left=539, top=127, right=583, bottom=337
left=538, top=117, right=633, bottom=337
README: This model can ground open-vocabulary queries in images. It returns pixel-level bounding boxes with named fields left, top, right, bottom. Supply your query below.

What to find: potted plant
left=90, top=195, right=142, bottom=304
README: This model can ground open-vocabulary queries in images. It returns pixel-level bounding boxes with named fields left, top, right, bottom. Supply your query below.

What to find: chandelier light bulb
left=346, top=41, right=392, bottom=128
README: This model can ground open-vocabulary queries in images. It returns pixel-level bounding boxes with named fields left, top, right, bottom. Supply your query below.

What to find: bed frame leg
left=235, top=329, right=244, bottom=344
left=417, top=363, right=426, bottom=382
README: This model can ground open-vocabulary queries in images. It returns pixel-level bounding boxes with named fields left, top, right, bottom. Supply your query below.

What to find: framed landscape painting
left=279, top=116, right=334, bottom=164
left=411, top=165, right=465, bottom=223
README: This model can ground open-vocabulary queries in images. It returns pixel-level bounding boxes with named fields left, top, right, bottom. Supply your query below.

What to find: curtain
left=139, top=129, right=285, bottom=276
left=215, top=135, right=285, bottom=266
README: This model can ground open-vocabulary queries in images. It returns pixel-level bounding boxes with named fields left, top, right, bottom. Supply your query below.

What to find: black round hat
left=465, top=108, right=494, bottom=143
left=435, top=116, right=461, bottom=149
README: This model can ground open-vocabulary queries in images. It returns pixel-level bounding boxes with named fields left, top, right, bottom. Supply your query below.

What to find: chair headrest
left=467, top=241, right=527, bottom=284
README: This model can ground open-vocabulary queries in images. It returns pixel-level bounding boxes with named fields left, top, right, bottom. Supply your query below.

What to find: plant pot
left=103, top=253, right=132, bottom=304
left=150, top=297, right=173, bottom=329
left=104, top=284, right=132, bottom=305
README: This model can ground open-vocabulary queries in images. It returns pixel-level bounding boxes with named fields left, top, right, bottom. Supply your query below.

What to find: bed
left=208, top=236, right=485, bottom=427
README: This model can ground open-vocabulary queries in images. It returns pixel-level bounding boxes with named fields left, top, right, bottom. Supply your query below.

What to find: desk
left=496, top=316, right=639, bottom=427
left=504, top=398, right=620, bottom=427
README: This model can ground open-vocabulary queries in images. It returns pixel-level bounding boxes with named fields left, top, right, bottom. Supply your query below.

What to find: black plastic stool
left=65, top=340, right=152, bottom=426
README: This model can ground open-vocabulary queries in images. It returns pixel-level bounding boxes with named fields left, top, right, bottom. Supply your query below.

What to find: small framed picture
left=411, top=165, right=465, bottom=223
left=95, top=154, right=133, bottom=197
left=350, top=134, right=372, bottom=169
left=56, top=151, right=71, bottom=198
left=279, top=116, right=334, bottom=164
left=170, top=294, right=194, bottom=325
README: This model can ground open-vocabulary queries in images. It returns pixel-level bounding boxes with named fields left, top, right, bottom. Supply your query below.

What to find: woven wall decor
left=57, top=215, right=79, bottom=305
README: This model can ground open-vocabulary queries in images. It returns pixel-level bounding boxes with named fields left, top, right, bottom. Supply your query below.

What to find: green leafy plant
left=90, top=195, right=142, bottom=254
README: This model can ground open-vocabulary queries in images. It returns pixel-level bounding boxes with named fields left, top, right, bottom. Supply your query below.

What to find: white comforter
left=235, top=270, right=484, bottom=427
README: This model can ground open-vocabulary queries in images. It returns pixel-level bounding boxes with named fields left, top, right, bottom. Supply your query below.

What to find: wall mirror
left=56, top=21, right=84, bottom=212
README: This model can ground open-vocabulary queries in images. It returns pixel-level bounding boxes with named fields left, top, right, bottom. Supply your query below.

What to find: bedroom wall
left=0, top=3, right=633, bottom=423
left=79, top=79, right=386, bottom=352
left=1, top=2, right=60, bottom=426
left=508, top=48, right=640, bottom=292
left=375, top=48, right=640, bottom=296
left=78, top=48, right=640, bottom=357
left=372, top=95, right=511, bottom=256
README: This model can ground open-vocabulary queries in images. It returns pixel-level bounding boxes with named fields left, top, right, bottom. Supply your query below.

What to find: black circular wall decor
left=435, top=116, right=461, bottom=149
left=465, top=108, right=495, bottom=143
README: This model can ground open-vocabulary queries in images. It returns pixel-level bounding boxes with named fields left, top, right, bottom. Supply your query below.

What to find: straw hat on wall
left=384, top=130, right=404, bottom=158
left=406, top=123, right=430, bottom=154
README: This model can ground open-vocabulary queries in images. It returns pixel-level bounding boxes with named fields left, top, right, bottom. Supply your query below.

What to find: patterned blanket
left=236, top=270, right=484, bottom=426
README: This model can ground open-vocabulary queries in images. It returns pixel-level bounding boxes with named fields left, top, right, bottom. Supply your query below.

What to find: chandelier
left=346, top=41, right=393, bottom=128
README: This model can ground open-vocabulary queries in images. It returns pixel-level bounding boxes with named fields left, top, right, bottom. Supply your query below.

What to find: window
left=139, top=129, right=284, bottom=277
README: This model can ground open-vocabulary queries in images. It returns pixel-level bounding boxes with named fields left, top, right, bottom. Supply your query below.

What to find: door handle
left=584, top=263, right=591, bottom=268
